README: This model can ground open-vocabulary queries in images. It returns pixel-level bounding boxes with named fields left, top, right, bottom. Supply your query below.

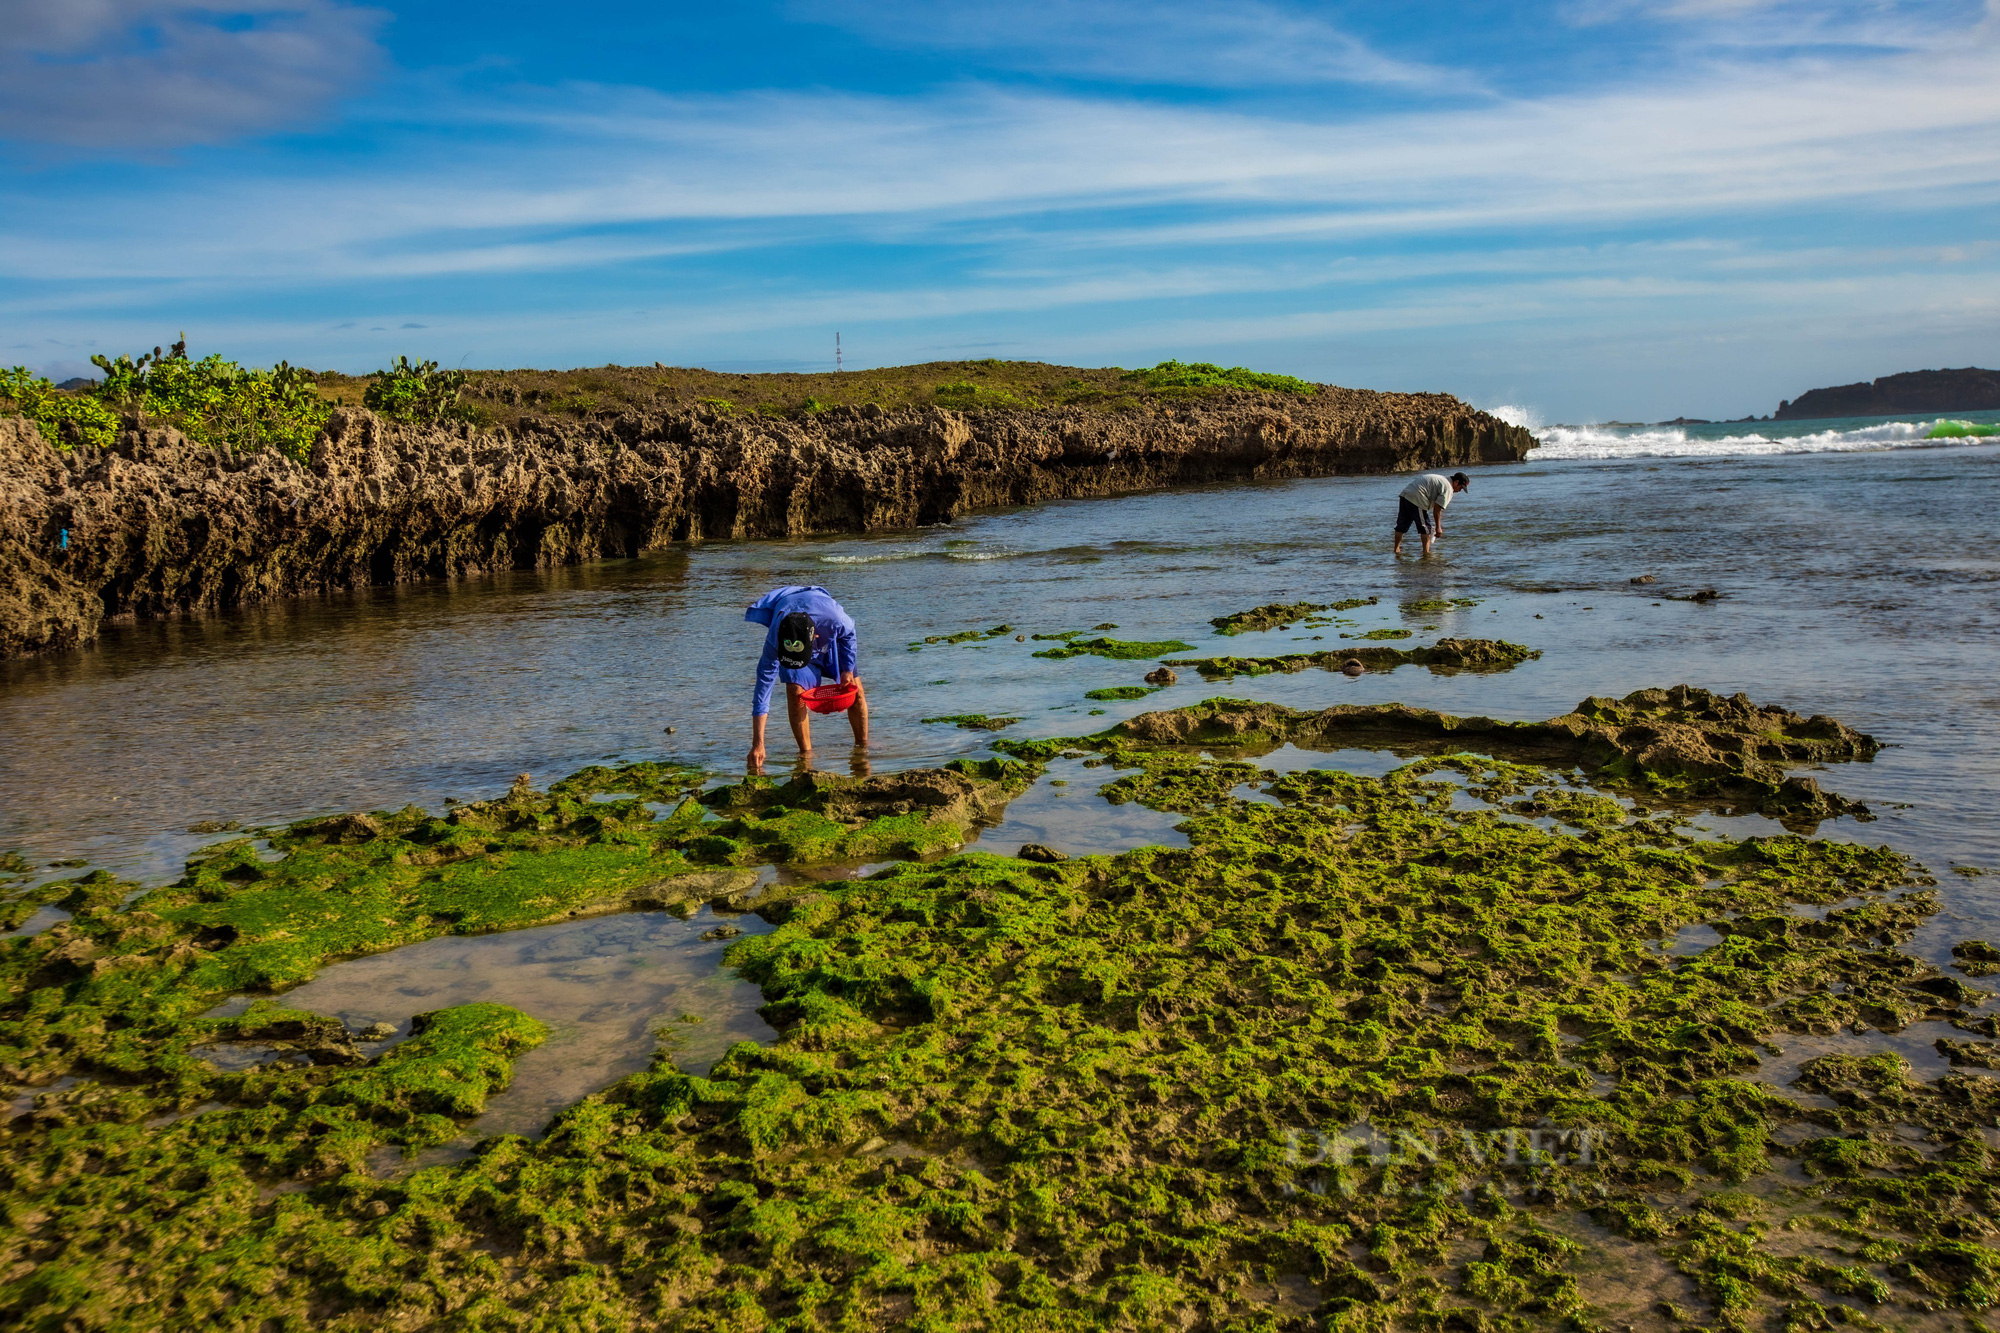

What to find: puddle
left=1665, top=922, right=1725, bottom=957
left=8, top=904, right=71, bottom=939
left=5, top=1075, right=80, bottom=1120
left=146, top=1100, right=224, bottom=1129
left=1236, top=745, right=1413, bottom=778
left=198, top=1043, right=311, bottom=1071
left=970, top=759, right=1190, bottom=857
left=1752, top=1019, right=1983, bottom=1090
left=268, top=905, right=780, bottom=1140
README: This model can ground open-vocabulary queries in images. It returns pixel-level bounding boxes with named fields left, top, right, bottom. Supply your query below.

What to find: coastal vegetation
left=2, top=340, right=473, bottom=459
left=2, top=690, right=1992, bottom=1329
left=2, top=352, right=1346, bottom=455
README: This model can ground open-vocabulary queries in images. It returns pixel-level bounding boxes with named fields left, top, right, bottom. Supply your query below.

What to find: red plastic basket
left=799, top=682, right=860, bottom=714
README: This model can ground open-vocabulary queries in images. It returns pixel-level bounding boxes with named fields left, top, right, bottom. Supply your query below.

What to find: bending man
left=1392, top=470, right=1470, bottom=557
left=745, top=584, right=869, bottom=768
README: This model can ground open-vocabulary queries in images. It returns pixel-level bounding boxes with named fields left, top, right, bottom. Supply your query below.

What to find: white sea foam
left=1483, top=403, right=1545, bottom=434
left=817, top=545, right=1023, bottom=564
left=1531, top=419, right=1947, bottom=462
left=817, top=549, right=927, bottom=564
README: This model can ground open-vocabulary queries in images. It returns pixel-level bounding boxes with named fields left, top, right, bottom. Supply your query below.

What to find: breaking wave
left=1531, top=419, right=1956, bottom=462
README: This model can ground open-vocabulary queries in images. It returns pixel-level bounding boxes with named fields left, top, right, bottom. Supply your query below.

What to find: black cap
left=1450, top=471, right=1470, bottom=489
left=776, top=612, right=815, bottom=668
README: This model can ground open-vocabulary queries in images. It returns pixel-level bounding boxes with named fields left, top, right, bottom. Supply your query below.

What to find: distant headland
left=1774, top=366, right=2000, bottom=421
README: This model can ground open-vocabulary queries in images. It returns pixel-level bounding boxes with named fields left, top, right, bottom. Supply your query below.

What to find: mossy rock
left=1, top=692, right=1981, bottom=1331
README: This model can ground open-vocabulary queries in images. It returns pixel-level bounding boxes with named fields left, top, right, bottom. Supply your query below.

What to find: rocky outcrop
left=1774, top=367, right=2000, bottom=420
left=0, top=390, right=1534, bottom=658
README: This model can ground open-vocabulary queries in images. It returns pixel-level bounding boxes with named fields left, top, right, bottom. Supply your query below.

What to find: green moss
left=908, top=624, right=1013, bottom=648
left=1348, top=628, right=1414, bottom=640
left=1031, top=636, right=1195, bottom=660
left=921, top=713, right=1021, bottom=730
left=1210, top=601, right=1331, bottom=635
left=1171, top=637, right=1541, bottom=680
left=0, top=694, right=1982, bottom=1330
left=1083, top=685, right=1158, bottom=701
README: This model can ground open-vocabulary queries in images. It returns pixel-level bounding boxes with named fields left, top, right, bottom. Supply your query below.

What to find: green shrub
left=362, top=355, right=471, bottom=425
left=934, top=380, right=1027, bottom=410
left=1124, top=360, right=1317, bottom=396
left=1, top=367, right=119, bottom=450
left=87, top=337, right=333, bottom=460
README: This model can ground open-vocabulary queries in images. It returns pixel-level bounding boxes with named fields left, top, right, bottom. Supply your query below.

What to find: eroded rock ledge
left=0, top=391, right=1532, bottom=657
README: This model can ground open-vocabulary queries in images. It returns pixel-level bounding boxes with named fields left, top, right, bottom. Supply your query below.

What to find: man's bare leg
left=786, top=684, right=813, bottom=755
left=846, top=679, right=870, bottom=746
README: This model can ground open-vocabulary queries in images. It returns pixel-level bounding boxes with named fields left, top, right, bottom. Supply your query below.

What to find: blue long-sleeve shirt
left=745, top=585, right=858, bottom=718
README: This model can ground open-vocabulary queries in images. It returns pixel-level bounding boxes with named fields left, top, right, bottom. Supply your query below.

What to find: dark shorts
left=1395, top=497, right=1435, bottom=536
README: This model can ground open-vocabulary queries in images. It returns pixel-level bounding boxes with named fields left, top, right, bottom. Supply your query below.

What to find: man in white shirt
left=1393, top=471, right=1469, bottom=556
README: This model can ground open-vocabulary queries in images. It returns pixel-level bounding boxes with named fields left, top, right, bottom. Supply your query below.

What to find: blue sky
left=4, top=0, right=1999, bottom=420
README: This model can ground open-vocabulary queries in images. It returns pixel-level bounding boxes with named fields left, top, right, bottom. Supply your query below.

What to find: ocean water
left=3, top=421, right=1997, bottom=975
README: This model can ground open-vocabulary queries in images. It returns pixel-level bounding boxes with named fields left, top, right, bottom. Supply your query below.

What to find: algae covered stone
left=0, top=692, right=1987, bottom=1332
left=1168, top=636, right=1540, bottom=680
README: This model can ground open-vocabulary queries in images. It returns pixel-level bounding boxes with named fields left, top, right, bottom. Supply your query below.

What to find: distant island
left=1774, top=366, right=2000, bottom=420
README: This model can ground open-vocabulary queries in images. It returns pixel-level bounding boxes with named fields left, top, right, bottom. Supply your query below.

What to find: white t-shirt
left=1399, top=473, right=1454, bottom=511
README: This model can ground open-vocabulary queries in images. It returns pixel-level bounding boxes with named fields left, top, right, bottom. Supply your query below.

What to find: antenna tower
left=836, top=331, right=842, bottom=373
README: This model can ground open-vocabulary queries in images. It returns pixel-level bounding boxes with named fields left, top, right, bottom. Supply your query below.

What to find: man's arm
left=831, top=617, right=858, bottom=682
left=749, top=642, right=780, bottom=766
left=1432, top=503, right=1445, bottom=535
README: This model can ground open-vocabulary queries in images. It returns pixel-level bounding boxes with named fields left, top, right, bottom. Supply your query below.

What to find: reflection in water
left=275, top=906, right=777, bottom=1140
left=971, top=759, right=1190, bottom=857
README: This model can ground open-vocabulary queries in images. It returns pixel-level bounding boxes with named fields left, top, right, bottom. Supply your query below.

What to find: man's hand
left=747, top=744, right=766, bottom=770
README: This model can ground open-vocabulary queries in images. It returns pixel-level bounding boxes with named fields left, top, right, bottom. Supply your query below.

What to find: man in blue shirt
left=744, top=585, right=868, bottom=768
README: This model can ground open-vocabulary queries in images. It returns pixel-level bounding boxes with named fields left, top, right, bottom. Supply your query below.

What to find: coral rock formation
left=1, top=393, right=1532, bottom=657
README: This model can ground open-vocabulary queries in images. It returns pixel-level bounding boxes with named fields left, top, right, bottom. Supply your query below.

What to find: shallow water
left=253, top=905, right=778, bottom=1140
left=3, top=438, right=1997, bottom=990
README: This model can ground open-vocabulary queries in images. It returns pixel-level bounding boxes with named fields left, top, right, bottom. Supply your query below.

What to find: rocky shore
left=0, top=391, right=1532, bottom=658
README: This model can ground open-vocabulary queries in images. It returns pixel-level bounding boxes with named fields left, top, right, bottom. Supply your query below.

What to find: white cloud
left=10, top=26, right=1999, bottom=288
left=0, top=1, right=385, bottom=148
left=793, top=0, right=1462, bottom=91
left=1562, top=0, right=1980, bottom=49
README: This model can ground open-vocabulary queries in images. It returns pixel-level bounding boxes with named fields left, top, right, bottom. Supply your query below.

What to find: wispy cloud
left=792, top=0, right=1463, bottom=92
left=1562, top=0, right=1980, bottom=50
left=0, top=1, right=385, bottom=149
